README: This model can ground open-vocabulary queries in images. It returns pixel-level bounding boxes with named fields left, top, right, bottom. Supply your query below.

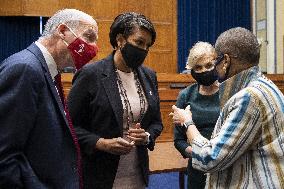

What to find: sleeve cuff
left=145, top=132, right=150, bottom=145
left=191, top=134, right=208, bottom=147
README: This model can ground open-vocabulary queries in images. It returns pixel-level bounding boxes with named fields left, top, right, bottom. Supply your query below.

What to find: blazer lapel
left=44, top=72, right=69, bottom=126
left=101, top=55, right=124, bottom=133
left=27, top=43, right=69, bottom=127
left=136, top=67, right=155, bottom=127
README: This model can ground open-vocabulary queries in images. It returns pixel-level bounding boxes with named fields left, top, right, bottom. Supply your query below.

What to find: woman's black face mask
left=121, top=42, right=148, bottom=69
left=191, top=68, right=218, bottom=86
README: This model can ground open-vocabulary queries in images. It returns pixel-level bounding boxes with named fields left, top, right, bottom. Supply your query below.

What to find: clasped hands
left=97, top=123, right=148, bottom=155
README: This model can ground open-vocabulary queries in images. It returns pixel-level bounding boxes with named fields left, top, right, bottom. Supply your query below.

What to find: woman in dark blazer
left=67, top=12, right=163, bottom=189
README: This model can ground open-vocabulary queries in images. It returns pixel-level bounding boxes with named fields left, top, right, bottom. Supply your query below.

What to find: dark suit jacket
left=0, top=43, right=80, bottom=189
left=67, top=54, right=163, bottom=189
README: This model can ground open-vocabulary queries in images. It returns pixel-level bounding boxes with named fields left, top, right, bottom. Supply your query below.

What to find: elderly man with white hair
left=171, top=27, right=284, bottom=188
left=0, top=9, right=98, bottom=189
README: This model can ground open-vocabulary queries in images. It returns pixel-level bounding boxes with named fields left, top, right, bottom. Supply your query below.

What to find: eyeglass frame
left=214, top=54, right=224, bottom=66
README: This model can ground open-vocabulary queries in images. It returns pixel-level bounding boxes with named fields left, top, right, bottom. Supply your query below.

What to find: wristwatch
left=183, top=120, right=195, bottom=131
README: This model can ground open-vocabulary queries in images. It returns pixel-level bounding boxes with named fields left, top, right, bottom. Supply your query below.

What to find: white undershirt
left=35, top=41, right=58, bottom=80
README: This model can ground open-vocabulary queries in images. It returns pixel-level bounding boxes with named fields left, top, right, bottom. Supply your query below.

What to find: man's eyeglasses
left=214, top=54, right=224, bottom=66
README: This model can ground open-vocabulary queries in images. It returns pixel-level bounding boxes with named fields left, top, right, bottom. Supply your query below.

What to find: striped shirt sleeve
left=191, top=88, right=261, bottom=173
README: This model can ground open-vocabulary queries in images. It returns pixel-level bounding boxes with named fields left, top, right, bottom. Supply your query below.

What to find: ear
left=223, top=53, right=231, bottom=68
left=116, top=34, right=126, bottom=48
left=57, top=24, right=69, bottom=40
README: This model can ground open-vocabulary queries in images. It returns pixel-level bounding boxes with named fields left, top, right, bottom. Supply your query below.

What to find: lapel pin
left=149, top=91, right=152, bottom=95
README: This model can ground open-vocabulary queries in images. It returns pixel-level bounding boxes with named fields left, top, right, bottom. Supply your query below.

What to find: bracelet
left=183, top=120, right=195, bottom=131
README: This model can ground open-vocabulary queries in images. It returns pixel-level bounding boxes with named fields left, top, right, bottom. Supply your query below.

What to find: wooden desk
left=149, top=142, right=188, bottom=189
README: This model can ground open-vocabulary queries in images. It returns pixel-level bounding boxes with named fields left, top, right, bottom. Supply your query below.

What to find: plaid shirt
left=191, top=66, right=284, bottom=189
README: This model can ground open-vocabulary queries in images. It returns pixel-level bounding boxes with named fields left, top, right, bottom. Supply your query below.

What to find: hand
left=127, top=123, right=148, bottom=145
left=169, top=105, right=193, bottom=125
left=96, top=137, right=134, bottom=155
left=185, top=146, right=192, bottom=155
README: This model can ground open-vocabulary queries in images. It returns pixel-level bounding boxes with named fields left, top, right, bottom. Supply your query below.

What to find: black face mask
left=121, top=42, right=148, bottom=69
left=191, top=69, right=218, bottom=86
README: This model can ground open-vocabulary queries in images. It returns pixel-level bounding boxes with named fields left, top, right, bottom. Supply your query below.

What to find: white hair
left=186, top=41, right=215, bottom=69
left=40, top=9, right=97, bottom=39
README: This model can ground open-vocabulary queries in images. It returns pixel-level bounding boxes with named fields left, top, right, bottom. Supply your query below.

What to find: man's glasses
left=214, top=54, right=224, bottom=66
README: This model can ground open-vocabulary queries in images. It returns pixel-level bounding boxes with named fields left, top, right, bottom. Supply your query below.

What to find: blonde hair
left=185, top=41, right=215, bottom=69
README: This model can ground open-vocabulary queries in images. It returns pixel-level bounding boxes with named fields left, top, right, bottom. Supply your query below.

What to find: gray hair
left=40, top=9, right=97, bottom=39
left=186, top=41, right=215, bottom=69
left=215, top=27, right=260, bottom=65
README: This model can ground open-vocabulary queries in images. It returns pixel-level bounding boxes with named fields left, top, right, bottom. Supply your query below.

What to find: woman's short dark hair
left=109, top=12, right=156, bottom=48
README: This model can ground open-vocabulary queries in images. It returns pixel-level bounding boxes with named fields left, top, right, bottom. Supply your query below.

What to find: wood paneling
left=62, top=73, right=284, bottom=142
left=156, top=73, right=194, bottom=142
left=0, top=0, right=177, bottom=73
left=0, top=1, right=23, bottom=16
left=266, top=74, right=284, bottom=93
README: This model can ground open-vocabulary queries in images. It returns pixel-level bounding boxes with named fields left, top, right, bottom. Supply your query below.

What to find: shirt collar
left=35, top=41, right=58, bottom=80
left=219, top=66, right=261, bottom=108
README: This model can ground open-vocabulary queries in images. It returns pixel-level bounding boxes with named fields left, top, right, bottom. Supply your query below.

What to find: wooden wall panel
left=148, top=51, right=174, bottom=73
left=156, top=73, right=194, bottom=142
left=147, top=0, right=173, bottom=22
left=160, top=101, right=177, bottom=142
left=118, top=0, right=147, bottom=13
left=92, top=1, right=119, bottom=20
left=0, top=1, right=23, bottom=16
left=0, top=0, right=177, bottom=73
left=152, top=24, right=173, bottom=49
left=23, top=0, right=60, bottom=16
left=95, top=21, right=113, bottom=61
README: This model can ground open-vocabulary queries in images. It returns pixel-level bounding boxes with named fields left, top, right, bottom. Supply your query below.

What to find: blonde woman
left=174, top=42, right=220, bottom=189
